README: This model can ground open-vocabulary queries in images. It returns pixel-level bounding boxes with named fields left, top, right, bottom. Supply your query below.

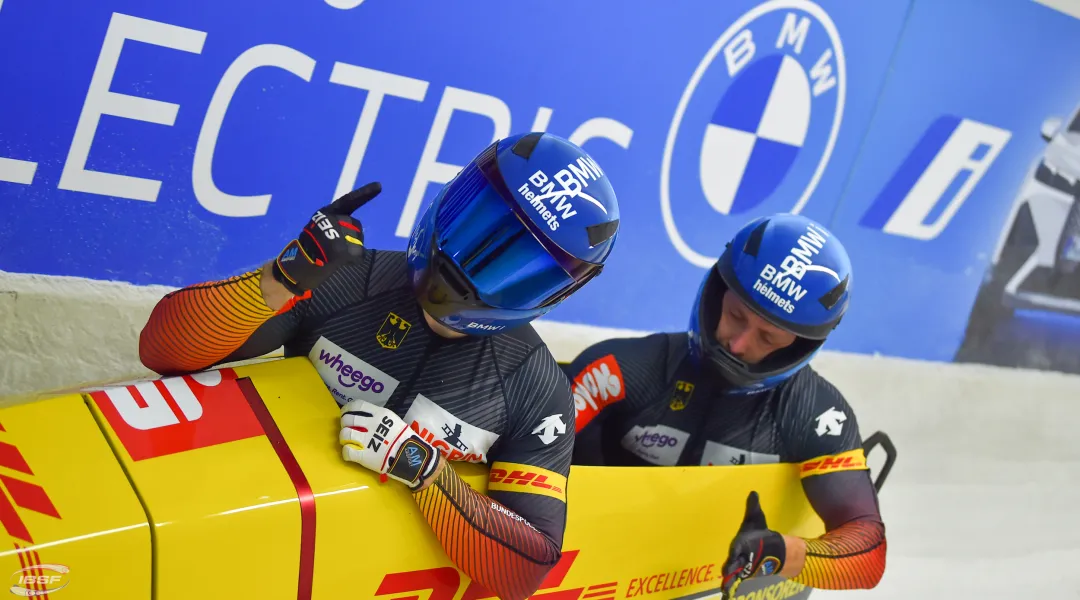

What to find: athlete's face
left=715, top=291, right=796, bottom=364
left=422, top=310, right=469, bottom=339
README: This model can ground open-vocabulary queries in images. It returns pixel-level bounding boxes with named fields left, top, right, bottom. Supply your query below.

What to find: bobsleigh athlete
left=139, top=133, right=621, bottom=600
left=565, top=214, right=885, bottom=594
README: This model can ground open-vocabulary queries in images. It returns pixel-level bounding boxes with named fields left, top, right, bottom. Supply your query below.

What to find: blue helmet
left=689, top=214, right=852, bottom=393
left=407, top=132, right=620, bottom=335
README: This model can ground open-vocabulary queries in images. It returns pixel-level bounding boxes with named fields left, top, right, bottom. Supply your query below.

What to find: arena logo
left=660, top=0, right=847, bottom=268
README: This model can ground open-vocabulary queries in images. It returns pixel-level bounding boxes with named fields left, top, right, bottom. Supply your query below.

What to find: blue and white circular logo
left=660, top=0, right=846, bottom=268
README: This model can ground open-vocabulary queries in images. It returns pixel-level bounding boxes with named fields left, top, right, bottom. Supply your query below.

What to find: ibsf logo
left=9, top=564, right=70, bottom=597
left=661, top=0, right=845, bottom=268
left=516, top=157, right=608, bottom=231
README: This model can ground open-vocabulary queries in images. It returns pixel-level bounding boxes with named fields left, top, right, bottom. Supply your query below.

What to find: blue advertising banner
left=0, top=0, right=911, bottom=321
left=3, top=0, right=1080, bottom=370
left=826, top=0, right=1080, bottom=365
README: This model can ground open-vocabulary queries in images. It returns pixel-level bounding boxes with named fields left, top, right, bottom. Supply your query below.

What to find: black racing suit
left=565, top=332, right=886, bottom=590
left=140, top=249, right=574, bottom=600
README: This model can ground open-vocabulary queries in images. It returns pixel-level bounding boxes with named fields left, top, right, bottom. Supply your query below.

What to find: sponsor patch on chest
left=699, top=441, right=779, bottom=467
left=309, top=337, right=399, bottom=407
left=404, top=394, right=501, bottom=464
left=571, top=354, right=626, bottom=432
left=621, top=424, right=690, bottom=466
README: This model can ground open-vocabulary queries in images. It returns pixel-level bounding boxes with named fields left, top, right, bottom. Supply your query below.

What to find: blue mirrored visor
left=435, top=164, right=580, bottom=311
left=475, top=142, right=603, bottom=280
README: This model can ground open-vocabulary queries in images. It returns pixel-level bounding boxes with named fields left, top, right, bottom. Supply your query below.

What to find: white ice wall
left=2, top=271, right=1079, bottom=598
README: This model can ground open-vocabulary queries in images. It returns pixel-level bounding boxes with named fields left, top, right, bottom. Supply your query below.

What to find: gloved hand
left=271, top=182, right=381, bottom=296
left=338, top=399, right=440, bottom=491
left=720, top=491, right=787, bottom=598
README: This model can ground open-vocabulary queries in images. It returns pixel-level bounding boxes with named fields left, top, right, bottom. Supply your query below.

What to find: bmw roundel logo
left=660, top=0, right=846, bottom=268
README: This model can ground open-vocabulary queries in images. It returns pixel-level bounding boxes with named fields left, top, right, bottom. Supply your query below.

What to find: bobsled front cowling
left=0, top=357, right=829, bottom=599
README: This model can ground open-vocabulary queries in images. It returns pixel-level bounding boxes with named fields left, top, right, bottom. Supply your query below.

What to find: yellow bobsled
left=0, top=357, right=894, bottom=600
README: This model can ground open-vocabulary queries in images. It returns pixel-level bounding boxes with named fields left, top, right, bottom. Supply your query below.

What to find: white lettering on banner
left=0, top=157, right=36, bottom=186
left=193, top=44, right=316, bottom=217
left=775, top=11, right=837, bottom=97
left=394, top=97, right=635, bottom=238
left=660, top=1, right=846, bottom=269
left=26, top=13, right=632, bottom=221
left=776, top=12, right=810, bottom=54
left=328, top=63, right=430, bottom=200
left=882, top=119, right=1012, bottom=241
left=324, top=0, right=366, bottom=8
left=58, top=13, right=207, bottom=202
left=532, top=107, right=555, bottom=133
left=723, top=29, right=755, bottom=77
left=568, top=118, right=634, bottom=150
left=809, top=48, right=838, bottom=97
left=396, top=87, right=512, bottom=237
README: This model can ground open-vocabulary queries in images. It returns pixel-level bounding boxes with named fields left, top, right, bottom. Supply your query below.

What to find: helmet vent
left=742, top=220, right=769, bottom=257
left=586, top=219, right=620, bottom=247
left=511, top=132, right=544, bottom=159
left=818, top=274, right=848, bottom=310
left=438, top=159, right=488, bottom=226
left=437, top=261, right=473, bottom=301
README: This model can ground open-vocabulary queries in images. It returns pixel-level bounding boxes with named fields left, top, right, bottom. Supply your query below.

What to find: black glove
left=720, top=491, right=787, bottom=597
left=271, top=183, right=381, bottom=296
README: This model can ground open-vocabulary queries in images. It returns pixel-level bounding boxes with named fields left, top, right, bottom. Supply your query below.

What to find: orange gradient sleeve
left=793, top=520, right=886, bottom=590
left=413, top=464, right=561, bottom=600
left=139, top=269, right=290, bottom=375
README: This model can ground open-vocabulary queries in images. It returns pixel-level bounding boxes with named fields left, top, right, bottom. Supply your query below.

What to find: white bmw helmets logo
left=660, top=0, right=847, bottom=268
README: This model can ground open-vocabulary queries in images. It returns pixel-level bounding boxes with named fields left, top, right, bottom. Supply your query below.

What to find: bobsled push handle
left=861, top=431, right=897, bottom=492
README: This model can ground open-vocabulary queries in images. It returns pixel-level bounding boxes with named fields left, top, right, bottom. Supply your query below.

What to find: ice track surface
left=809, top=353, right=1080, bottom=600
